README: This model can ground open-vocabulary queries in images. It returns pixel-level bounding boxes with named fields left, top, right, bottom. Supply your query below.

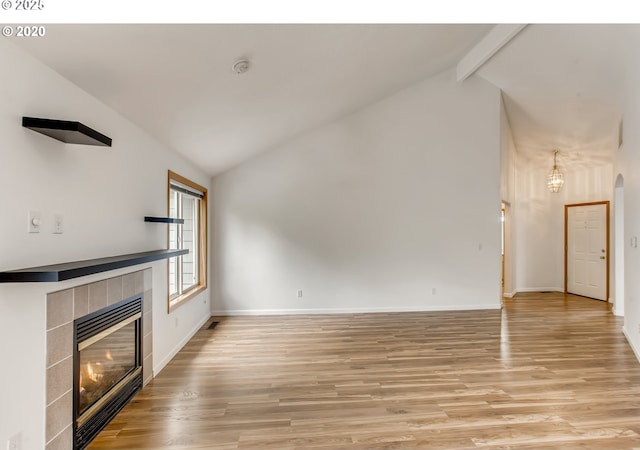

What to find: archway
left=614, top=174, right=625, bottom=316
left=501, top=201, right=513, bottom=299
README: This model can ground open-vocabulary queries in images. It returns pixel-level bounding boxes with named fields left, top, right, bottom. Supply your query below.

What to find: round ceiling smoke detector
left=232, top=59, right=250, bottom=75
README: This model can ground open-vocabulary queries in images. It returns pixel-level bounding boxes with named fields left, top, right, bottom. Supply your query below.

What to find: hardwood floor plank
left=89, top=292, right=640, bottom=449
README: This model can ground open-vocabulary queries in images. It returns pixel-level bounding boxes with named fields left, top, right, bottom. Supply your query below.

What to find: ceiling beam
left=456, top=24, right=527, bottom=82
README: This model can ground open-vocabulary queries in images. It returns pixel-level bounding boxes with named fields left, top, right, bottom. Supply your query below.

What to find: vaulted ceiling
left=478, top=24, right=628, bottom=168
left=12, top=24, right=629, bottom=175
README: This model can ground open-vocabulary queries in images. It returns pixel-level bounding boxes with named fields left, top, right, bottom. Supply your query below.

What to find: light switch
left=53, top=213, right=63, bottom=234
left=28, top=210, right=41, bottom=233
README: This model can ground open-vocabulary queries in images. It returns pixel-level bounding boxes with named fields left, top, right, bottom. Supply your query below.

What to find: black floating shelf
left=144, top=216, right=185, bottom=224
left=0, top=249, right=188, bottom=283
left=22, top=116, right=112, bottom=147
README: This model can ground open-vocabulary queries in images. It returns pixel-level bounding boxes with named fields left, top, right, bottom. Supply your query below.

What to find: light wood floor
left=89, top=292, right=640, bottom=449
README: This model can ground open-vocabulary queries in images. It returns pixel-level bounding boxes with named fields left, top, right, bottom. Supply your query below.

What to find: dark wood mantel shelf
left=0, top=249, right=188, bottom=283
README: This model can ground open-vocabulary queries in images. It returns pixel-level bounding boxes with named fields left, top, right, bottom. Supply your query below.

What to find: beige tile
left=46, top=356, right=72, bottom=405
left=143, top=354, right=153, bottom=386
left=47, top=323, right=72, bottom=368
left=142, top=289, right=153, bottom=314
left=134, top=270, right=144, bottom=295
left=107, top=276, right=123, bottom=305
left=45, top=424, right=72, bottom=450
left=73, top=284, right=89, bottom=319
left=143, top=310, right=152, bottom=337
left=47, top=289, right=73, bottom=330
left=122, top=272, right=136, bottom=298
left=88, top=280, right=107, bottom=313
left=143, top=268, right=152, bottom=291
left=143, top=331, right=153, bottom=360
left=46, top=391, right=72, bottom=442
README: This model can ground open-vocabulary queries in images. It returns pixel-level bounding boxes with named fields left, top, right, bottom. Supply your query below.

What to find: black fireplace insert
left=73, top=295, right=143, bottom=449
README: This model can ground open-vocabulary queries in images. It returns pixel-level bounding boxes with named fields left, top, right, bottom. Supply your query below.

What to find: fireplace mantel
left=0, top=249, right=187, bottom=283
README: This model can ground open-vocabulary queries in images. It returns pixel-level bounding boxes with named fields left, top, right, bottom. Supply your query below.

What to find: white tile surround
left=44, top=269, right=152, bottom=450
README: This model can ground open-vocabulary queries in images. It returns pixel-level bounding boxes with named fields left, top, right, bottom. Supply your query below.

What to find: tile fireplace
left=45, top=269, right=152, bottom=450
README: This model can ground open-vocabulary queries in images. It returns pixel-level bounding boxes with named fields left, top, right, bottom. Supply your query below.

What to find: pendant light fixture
left=547, top=149, right=564, bottom=193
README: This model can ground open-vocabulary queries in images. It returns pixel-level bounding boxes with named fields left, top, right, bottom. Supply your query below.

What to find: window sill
left=169, top=284, right=207, bottom=313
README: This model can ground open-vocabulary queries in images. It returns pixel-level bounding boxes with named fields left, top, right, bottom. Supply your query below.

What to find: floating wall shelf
left=0, top=249, right=187, bottom=283
left=144, top=216, right=185, bottom=224
left=22, top=116, right=112, bottom=147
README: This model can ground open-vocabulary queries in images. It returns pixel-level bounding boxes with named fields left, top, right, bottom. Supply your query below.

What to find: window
left=168, top=171, right=207, bottom=311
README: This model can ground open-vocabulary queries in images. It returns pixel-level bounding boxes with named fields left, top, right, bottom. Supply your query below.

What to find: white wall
left=500, top=97, right=517, bottom=206
left=500, top=96, right=517, bottom=296
left=514, top=154, right=613, bottom=293
left=0, top=39, right=210, bottom=449
left=211, top=69, right=503, bottom=315
left=617, top=28, right=640, bottom=360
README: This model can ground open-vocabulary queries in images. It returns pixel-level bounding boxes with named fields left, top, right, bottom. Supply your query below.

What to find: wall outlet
left=431, top=288, right=437, bottom=295
left=7, top=433, right=21, bottom=450
left=297, top=289, right=303, bottom=298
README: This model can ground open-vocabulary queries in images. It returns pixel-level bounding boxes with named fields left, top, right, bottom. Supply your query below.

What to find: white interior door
left=566, top=203, right=608, bottom=301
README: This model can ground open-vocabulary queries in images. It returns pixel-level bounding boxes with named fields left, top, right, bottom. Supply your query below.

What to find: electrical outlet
left=297, top=289, right=303, bottom=298
left=7, top=433, right=21, bottom=450
left=432, top=288, right=437, bottom=295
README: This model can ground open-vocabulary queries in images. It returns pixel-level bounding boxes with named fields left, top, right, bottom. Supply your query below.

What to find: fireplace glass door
left=78, top=318, right=137, bottom=417
left=74, top=295, right=143, bottom=450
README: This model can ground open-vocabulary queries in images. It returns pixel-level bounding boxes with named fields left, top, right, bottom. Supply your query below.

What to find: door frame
left=564, top=201, right=610, bottom=300
left=501, top=201, right=513, bottom=298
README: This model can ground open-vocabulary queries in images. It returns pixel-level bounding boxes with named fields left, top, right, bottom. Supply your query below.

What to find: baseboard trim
left=153, top=314, right=210, bottom=377
left=622, top=326, right=640, bottom=364
left=502, top=290, right=517, bottom=298
left=514, top=287, right=564, bottom=293
left=210, top=304, right=501, bottom=316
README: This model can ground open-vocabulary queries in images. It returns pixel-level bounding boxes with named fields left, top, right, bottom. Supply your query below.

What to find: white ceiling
left=478, top=24, right=629, bottom=168
left=12, top=24, right=629, bottom=175
left=13, top=24, right=492, bottom=175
